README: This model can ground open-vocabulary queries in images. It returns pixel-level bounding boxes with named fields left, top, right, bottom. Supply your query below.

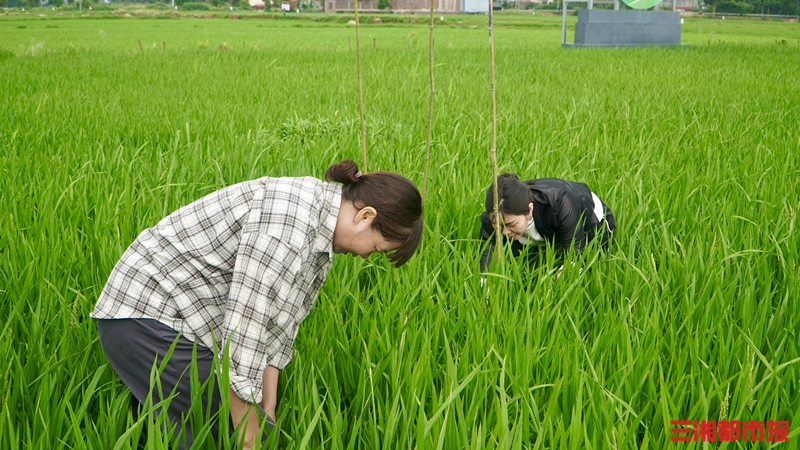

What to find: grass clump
left=181, top=2, right=211, bottom=11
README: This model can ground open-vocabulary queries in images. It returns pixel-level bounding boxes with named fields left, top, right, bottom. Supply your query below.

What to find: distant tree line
left=702, top=0, right=798, bottom=14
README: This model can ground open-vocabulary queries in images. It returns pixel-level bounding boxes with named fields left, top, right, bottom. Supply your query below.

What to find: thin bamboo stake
left=354, top=0, right=367, bottom=171
left=489, top=2, right=501, bottom=262
left=422, top=0, right=435, bottom=198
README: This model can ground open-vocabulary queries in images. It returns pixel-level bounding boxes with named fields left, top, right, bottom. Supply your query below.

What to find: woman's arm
left=554, top=192, right=587, bottom=252
left=261, top=365, right=279, bottom=421
left=479, top=212, right=495, bottom=273
left=229, top=388, right=264, bottom=450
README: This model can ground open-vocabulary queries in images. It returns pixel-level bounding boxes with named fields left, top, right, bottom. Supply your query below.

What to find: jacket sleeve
left=554, top=192, right=588, bottom=253
left=479, top=211, right=495, bottom=273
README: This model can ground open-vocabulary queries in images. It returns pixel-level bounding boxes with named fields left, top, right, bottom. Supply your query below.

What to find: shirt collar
left=519, top=214, right=544, bottom=244
left=312, top=183, right=342, bottom=257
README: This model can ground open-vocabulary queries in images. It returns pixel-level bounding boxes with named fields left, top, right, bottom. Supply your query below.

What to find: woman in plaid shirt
left=92, top=159, right=423, bottom=449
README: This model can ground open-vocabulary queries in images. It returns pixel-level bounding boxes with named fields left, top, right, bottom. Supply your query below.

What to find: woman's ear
left=527, top=202, right=534, bottom=217
left=354, top=206, right=377, bottom=225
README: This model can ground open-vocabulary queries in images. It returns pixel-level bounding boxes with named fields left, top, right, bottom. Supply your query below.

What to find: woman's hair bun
left=499, top=172, right=520, bottom=181
left=325, top=159, right=362, bottom=185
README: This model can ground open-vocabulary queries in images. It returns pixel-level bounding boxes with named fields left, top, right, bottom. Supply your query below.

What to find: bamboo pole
left=489, top=2, right=501, bottom=261
left=354, top=0, right=367, bottom=171
left=422, top=0, right=435, bottom=198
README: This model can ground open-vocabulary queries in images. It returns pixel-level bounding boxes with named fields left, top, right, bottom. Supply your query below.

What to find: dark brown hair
left=484, top=172, right=533, bottom=220
left=325, top=159, right=423, bottom=267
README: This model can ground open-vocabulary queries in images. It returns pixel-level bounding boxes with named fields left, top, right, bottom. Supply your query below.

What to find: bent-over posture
left=480, top=173, right=615, bottom=272
left=92, top=159, right=423, bottom=448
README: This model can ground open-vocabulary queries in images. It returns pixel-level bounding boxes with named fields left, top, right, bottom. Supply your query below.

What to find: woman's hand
left=229, top=366, right=279, bottom=450
left=229, top=389, right=264, bottom=450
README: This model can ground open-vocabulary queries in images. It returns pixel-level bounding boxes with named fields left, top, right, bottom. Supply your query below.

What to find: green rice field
left=2, top=10, right=799, bottom=449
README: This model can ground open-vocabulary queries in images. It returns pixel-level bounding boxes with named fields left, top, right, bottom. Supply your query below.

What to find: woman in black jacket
left=479, top=173, right=616, bottom=272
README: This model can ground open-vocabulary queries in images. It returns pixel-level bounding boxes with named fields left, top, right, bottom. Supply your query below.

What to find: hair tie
left=354, top=171, right=363, bottom=179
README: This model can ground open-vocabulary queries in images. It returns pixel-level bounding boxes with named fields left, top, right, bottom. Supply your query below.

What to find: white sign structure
left=462, top=0, right=489, bottom=13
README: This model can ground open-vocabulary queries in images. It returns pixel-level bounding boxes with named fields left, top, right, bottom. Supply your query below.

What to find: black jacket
left=479, top=178, right=614, bottom=272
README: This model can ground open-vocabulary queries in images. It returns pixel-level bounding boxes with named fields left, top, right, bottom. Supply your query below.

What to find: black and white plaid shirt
left=91, top=176, right=342, bottom=404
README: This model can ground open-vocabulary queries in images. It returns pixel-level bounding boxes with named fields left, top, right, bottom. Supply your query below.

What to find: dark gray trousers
left=97, top=318, right=273, bottom=449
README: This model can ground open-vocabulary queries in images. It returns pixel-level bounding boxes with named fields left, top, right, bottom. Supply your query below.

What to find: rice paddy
left=1, top=11, right=799, bottom=449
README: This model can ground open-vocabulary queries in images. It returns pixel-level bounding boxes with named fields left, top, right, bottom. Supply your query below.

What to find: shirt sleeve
left=267, top=323, right=299, bottom=369
left=223, top=231, right=306, bottom=404
left=554, top=192, right=587, bottom=253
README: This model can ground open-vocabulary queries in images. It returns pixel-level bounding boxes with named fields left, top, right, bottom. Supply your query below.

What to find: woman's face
left=332, top=201, right=401, bottom=259
left=497, top=203, right=534, bottom=240
left=333, top=226, right=399, bottom=259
